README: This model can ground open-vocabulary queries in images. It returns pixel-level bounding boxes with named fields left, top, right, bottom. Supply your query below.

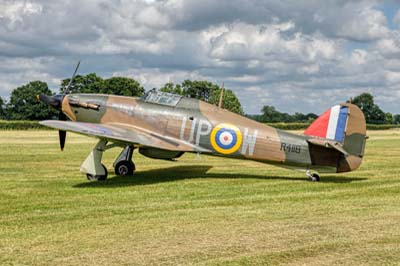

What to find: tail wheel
left=115, top=160, right=135, bottom=176
left=309, top=173, right=320, bottom=182
left=86, top=164, right=108, bottom=181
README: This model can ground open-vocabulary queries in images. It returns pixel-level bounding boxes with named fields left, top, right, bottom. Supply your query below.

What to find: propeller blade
left=58, top=110, right=68, bottom=151
left=65, top=60, right=81, bottom=94
left=59, top=130, right=66, bottom=151
left=59, top=111, right=67, bottom=121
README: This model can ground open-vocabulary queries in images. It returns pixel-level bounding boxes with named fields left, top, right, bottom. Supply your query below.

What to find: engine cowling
left=138, top=147, right=184, bottom=160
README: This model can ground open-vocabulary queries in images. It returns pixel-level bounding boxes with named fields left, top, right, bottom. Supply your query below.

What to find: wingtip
left=38, top=120, right=50, bottom=126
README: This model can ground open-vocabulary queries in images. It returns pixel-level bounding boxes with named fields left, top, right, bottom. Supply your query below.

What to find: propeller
left=64, top=60, right=80, bottom=94
left=58, top=111, right=67, bottom=151
left=59, top=129, right=66, bottom=151
left=37, top=61, right=81, bottom=151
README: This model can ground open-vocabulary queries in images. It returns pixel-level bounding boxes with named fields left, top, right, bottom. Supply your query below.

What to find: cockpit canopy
left=141, top=89, right=182, bottom=107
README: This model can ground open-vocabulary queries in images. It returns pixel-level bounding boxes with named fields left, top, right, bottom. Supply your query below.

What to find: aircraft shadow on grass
left=73, top=165, right=367, bottom=188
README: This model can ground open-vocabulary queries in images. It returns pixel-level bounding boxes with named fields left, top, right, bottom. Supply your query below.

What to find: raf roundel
left=210, top=123, right=243, bottom=154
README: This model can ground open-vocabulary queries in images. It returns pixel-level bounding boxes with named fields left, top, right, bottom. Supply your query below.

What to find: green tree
left=305, top=113, right=318, bottom=122
left=352, top=93, right=385, bottom=124
left=257, top=106, right=317, bottom=123
left=160, top=82, right=183, bottom=95
left=101, top=77, right=145, bottom=96
left=293, top=112, right=306, bottom=122
left=7, top=81, right=57, bottom=120
left=393, top=114, right=400, bottom=124
left=180, top=80, right=218, bottom=102
left=160, top=80, right=243, bottom=115
left=209, top=87, right=244, bottom=115
left=61, top=74, right=145, bottom=97
left=261, top=105, right=283, bottom=122
left=0, top=97, right=5, bottom=119
left=60, top=73, right=103, bottom=94
left=385, top=112, right=393, bottom=124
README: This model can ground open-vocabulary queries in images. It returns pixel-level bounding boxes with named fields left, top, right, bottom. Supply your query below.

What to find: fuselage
left=60, top=93, right=331, bottom=172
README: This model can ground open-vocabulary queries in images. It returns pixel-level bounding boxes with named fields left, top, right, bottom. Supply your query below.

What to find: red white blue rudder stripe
left=304, top=105, right=349, bottom=142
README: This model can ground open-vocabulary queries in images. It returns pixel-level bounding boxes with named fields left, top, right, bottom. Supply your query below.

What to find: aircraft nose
left=37, top=94, right=64, bottom=110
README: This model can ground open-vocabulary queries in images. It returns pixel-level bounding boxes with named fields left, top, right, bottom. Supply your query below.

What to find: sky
left=1, top=0, right=400, bottom=115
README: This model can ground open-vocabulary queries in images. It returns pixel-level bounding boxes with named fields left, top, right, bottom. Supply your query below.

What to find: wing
left=39, top=120, right=208, bottom=152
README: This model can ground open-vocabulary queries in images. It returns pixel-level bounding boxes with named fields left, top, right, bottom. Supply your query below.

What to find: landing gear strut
left=80, top=140, right=110, bottom=181
left=306, top=170, right=320, bottom=182
left=113, top=145, right=135, bottom=176
left=80, top=141, right=136, bottom=181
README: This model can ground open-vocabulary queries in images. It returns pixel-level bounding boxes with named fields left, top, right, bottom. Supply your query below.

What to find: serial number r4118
left=280, top=143, right=301, bottom=153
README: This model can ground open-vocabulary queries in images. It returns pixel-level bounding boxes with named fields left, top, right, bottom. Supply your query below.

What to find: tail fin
left=305, top=103, right=367, bottom=173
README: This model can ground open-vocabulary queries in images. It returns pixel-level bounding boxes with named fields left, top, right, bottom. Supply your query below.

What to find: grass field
left=0, top=130, right=399, bottom=266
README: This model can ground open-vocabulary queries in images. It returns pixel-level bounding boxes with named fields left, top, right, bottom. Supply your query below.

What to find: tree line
left=247, top=107, right=318, bottom=123
left=0, top=74, right=243, bottom=120
left=247, top=93, right=400, bottom=124
left=0, top=73, right=398, bottom=124
left=248, top=92, right=400, bottom=124
left=160, top=80, right=243, bottom=115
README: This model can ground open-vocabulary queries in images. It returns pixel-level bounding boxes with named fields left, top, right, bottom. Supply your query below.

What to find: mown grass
left=0, top=130, right=399, bottom=266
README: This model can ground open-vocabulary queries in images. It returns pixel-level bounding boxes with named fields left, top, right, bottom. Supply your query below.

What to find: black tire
left=309, top=173, right=320, bottom=182
left=86, top=164, right=108, bottom=181
left=114, top=160, right=135, bottom=176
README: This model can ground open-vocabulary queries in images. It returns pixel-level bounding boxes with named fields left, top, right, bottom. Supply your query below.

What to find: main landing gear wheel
left=86, top=164, right=108, bottom=181
left=114, top=160, right=135, bottom=176
left=113, top=145, right=135, bottom=177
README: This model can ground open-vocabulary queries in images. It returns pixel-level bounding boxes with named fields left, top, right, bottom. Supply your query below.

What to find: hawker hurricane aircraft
left=38, top=65, right=367, bottom=182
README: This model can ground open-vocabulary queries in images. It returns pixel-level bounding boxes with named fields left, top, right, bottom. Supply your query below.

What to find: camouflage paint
left=55, top=93, right=366, bottom=173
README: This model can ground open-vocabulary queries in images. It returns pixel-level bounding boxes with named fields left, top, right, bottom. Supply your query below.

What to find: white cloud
left=350, top=49, right=368, bottom=65
left=384, top=71, right=400, bottom=85
left=112, top=68, right=207, bottom=90
left=136, top=6, right=171, bottom=28
left=0, top=1, right=42, bottom=30
left=375, top=31, right=400, bottom=58
left=0, top=0, right=400, bottom=115
left=335, top=6, right=389, bottom=41
left=204, top=22, right=339, bottom=64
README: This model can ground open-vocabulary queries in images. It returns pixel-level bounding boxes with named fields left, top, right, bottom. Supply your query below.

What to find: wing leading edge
left=39, top=120, right=206, bottom=152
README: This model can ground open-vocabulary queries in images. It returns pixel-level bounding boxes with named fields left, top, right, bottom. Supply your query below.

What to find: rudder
left=304, top=104, right=350, bottom=142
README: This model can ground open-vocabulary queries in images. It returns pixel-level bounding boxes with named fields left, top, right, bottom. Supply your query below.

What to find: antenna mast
left=218, top=83, right=224, bottom=109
